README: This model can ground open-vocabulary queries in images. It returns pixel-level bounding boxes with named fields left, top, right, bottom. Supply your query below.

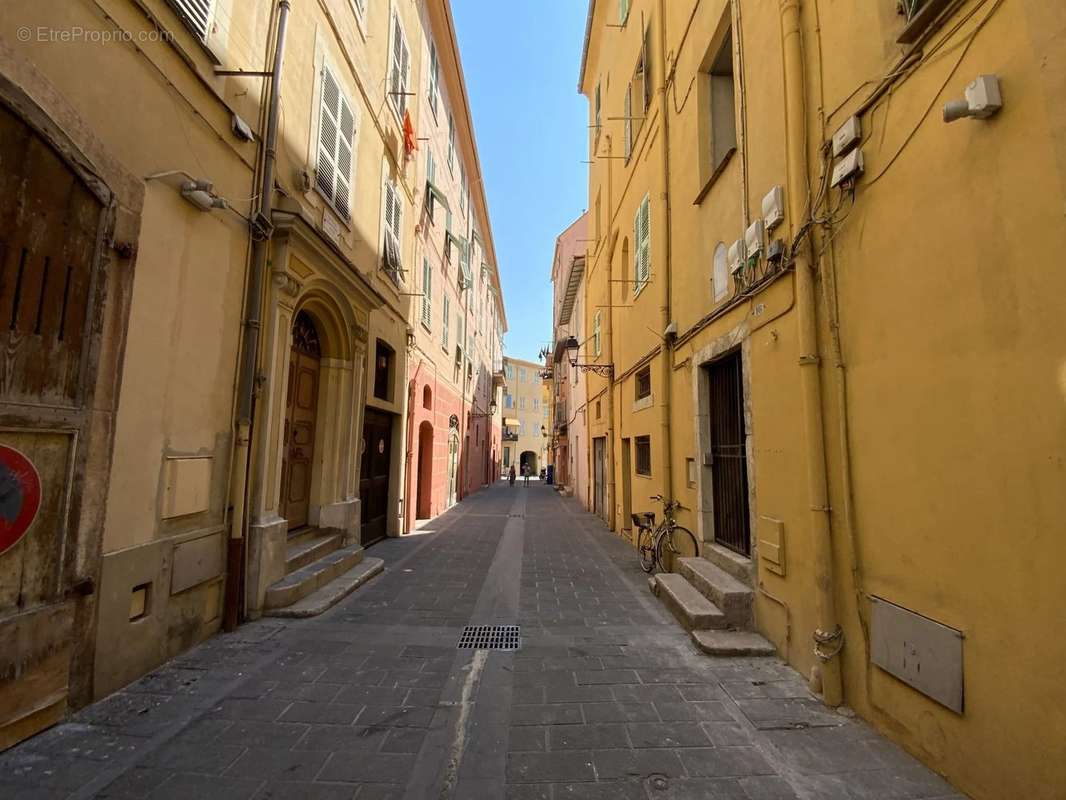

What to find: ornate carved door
left=281, top=312, right=320, bottom=531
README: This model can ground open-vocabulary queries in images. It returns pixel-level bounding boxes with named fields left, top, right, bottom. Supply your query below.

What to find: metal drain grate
left=457, top=625, right=521, bottom=651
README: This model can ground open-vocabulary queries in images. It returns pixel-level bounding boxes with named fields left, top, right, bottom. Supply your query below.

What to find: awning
left=503, top=417, right=520, bottom=427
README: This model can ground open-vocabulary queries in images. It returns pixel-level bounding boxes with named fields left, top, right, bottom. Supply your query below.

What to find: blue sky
left=452, top=1, right=589, bottom=363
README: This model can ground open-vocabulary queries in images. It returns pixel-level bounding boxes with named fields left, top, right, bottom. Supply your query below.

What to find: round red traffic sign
left=0, top=445, right=42, bottom=556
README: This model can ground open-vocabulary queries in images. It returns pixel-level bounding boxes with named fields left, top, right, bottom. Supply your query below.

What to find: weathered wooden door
left=281, top=312, right=320, bottom=531
left=0, top=103, right=109, bottom=749
left=708, top=350, right=751, bottom=556
left=359, top=409, right=393, bottom=546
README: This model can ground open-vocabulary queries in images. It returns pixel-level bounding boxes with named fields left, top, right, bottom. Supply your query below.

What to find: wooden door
left=0, top=104, right=108, bottom=749
left=360, top=409, right=393, bottom=546
left=281, top=312, right=320, bottom=531
left=593, top=437, right=606, bottom=519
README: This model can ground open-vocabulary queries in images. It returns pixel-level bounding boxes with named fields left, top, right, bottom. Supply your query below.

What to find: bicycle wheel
left=656, top=525, right=699, bottom=573
left=637, top=526, right=657, bottom=573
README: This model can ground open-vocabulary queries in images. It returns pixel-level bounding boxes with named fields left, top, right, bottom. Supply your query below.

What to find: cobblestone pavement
left=0, top=482, right=967, bottom=799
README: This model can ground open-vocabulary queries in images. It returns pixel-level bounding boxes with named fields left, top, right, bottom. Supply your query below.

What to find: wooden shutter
left=390, top=15, right=410, bottom=118
left=443, top=294, right=450, bottom=349
left=635, top=194, right=650, bottom=290
left=422, top=259, right=432, bottom=328
left=316, top=67, right=355, bottom=219
left=171, top=0, right=213, bottom=40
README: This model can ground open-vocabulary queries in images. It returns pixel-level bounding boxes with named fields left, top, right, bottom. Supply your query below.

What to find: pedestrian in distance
left=508, top=465, right=516, bottom=487
left=523, top=464, right=530, bottom=487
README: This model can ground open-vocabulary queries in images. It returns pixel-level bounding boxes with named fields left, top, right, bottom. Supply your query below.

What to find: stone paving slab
left=0, top=483, right=969, bottom=800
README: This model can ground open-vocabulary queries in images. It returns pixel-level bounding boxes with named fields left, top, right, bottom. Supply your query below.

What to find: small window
left=623, top=84, right=633, bottom=161
left=636, top=366, right=651, bottom=400
left=596, top=400, right=602, bottom=419
left=635, top=435, right=651, bottom=476
left=423, top=385, right=433, bottom=410
left=427, top=41, right=440, bottom=117
left=389, top=12, right=411, bottom=120
left=169, top=0, right=214, bottom=41
left=316, top=65, right=356, bottom=220
left=708, top=31, right=737, bottom=173
left=382, top=176, right=404, bottom=283
left=421, top=258, right=432, bottom=330
left=897, top=0, right=952, bottom=44
left=447, top=113, right=456, bottom=172
left=634, top=194, right=651, bottom=293
left=594, top=81, right=602, bottom=133
left=593, top=311, right=602, bottom=357
left=442, top=293, right=451, bottom=350
left=129, top=582, right=151, bottom=621
left=374, top=340, right=394, bottom=401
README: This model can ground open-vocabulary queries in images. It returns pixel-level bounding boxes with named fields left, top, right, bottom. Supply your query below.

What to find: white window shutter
left=173, top=0, right=213, bottom=40
left=624, top=88, right=632, bottom=159
left=636, top=194, right=651, bottom=289
left=422, top=259, right=432, bottom=328
left=317, top=66, right=355, bottom=220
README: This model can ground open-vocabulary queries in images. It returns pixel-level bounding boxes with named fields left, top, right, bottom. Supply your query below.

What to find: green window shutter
left=421, top=258, right=432, bottom=329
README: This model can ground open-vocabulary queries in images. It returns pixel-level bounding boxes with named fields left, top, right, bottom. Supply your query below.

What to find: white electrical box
left=831, top=148, right=864, bottom=188
left=762, top=186, right=784, bottom=231
left=727, top=239, right=747, bottom=274
left=745, top=220, right=765, bottom=257
left=832, top=116, right=861, bottom=157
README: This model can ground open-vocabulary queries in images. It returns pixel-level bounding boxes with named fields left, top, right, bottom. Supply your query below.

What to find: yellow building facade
left=502, top=357, right=549, bottom=477
left=0, top=0, right=502, bottom=750
left=579, top=0, right=1066, bottom=797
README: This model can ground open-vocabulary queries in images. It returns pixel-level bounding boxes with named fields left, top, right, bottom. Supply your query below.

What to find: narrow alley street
left=1, top=483, right=964, bottom=800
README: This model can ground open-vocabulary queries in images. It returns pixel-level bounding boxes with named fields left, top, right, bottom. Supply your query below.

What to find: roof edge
left=577, top=0, right=596, bottom=93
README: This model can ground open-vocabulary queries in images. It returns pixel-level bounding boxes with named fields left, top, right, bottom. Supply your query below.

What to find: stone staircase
left=264, top=529, right=384, bottom=619
left=649, top=556, right=775, bottom=657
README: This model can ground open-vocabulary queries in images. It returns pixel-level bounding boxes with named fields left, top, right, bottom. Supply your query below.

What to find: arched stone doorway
left=520, top=450, right=538, bottom=475
left=281, top=311, right=321, bottom=530
left=416, top=420, right=434, bottom=520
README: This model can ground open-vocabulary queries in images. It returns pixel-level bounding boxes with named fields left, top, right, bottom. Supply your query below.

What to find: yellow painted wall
left=581, top=0, right=1066, bottom=797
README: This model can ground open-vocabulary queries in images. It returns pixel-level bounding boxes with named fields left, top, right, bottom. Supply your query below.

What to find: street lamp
left=469, top=398, right=498, bottom=419
left=563, top=336, right=614, bottom=378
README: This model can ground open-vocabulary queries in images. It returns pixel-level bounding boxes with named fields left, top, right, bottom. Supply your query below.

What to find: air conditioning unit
left=727, top=239, right=747, bottom=274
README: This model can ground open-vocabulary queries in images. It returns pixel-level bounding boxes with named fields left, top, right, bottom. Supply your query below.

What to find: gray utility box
left=869, top=596, right=964, bottom=713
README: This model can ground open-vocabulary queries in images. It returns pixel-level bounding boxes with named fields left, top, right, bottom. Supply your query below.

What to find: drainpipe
left=656, top=0, right=674, bottom=510
left=779, top=0, right=843, bottom=705
left=223, top=0, right=290, bottom=632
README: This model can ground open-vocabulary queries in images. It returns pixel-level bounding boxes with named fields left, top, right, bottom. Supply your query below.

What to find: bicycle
left=633, top=495, right=699, bottom=574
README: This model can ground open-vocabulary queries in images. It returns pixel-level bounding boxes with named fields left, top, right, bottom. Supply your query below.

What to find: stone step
left=691, top=629, right=776, bottom=657
left=651, top=573, right=728, bottom=631
left=264, top=543, right=365, bottom=610
left=266, top=557, right=384, bottom=618
left=285, top=531, right=343, bottom=574
left=678, top=557, right=753, bottom=628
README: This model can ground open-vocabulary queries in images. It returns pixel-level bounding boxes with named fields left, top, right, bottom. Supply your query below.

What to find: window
left=634, top=193, right=650, bottom=293
left=427, top=41, right=440, bottom=117
left=519, top=368, right=527, bottom=382
left=619, top=0, right=631, bottom=25
left=459, top=166, right=467, bottom=216
left=533, top=398, right=540, bottom=411
left=519, top=397, right=526, bottom=410
left=442, top=293, right=450, bottom=350
left=596, top=400, right=602, bottom=419
left=505, top=393, right=514, bottom=409
left=316, top=65, right=356, bottom=220
left=594, top=80, right=602, bottom=142
left=374, top=340, right=394, bottom=401
left=170, top=0, right=214, bottom=40
left=382, top=176, right=403, bottom=283
left=623, top=85, right=633, bottom=161
left=351, top=0, right=366, bottom=21
left=421, top=258, right=432, bottom=330
left=708, top=30, right=737, bottom=172
left=635, top=435, right=651, bottom=476
left=636, top=366, right=651, bottom=400
left=447, top=113, right=456, bottom=172
left=389, top=12, right=411, bottom=120
left=593, top=310, right=602, bottom=356
left=713, top=242, right=728, bottom=301
left=897, top=0, right=953, bottom=44
left=595, top=192, right=602, bottom=244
